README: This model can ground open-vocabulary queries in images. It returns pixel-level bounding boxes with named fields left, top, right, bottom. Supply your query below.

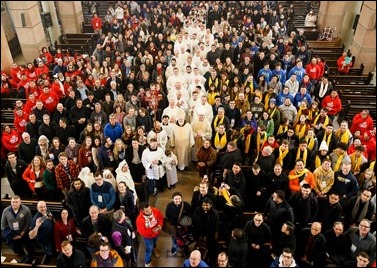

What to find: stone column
left=55, top=1, right=84, bottom=34
left=6, top=1, right=48, bottom=63
left=317, top=2, right=348, bottom=40
left=1, top=24, right=13, bottom=72
left=350, top=1, right=376, bottom=74
left=40, top=1, right=62, bottom=46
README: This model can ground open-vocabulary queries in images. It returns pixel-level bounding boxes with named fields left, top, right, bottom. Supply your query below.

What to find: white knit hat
left=319, top=141, right=329, bottom=151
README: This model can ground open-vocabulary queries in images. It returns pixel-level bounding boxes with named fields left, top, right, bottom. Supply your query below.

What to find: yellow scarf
left=214, top=132, right=227, bottom=150
left=295, top=123, right=307, bottom=139
left=296, top=149, right=308, bottom=166
left=264, top=94, right=272, bottom=110
left=244, top=133, right=252, bottom=154
left=297, top=107, right=313, bottom=121
left=277, top=125, right=288, bottom=135
left=315, top=155, right=330, bottom=169
left=323, top=132, right=333, bottom=148
left=269, top=107, right=277, bottom=120
left=313, top=114, right=329, bottom=127
left=370, top=161, right=375, bottom=171
left=288, top=169, right=309, bottom=180
left=335, top=129, right=351, bottom=145
left=209, top=77, right=219, bottom=89
left=350, top=153, right=363, bottom=174
left=333, top=153, right=344, bottom=171
left=276, top=146, right=289, bottom=167
left=213, top=115, right=224, bottom=131
left=256, top=132, right=267, bottom=157
left=307, top=137, right=315, bottom=151
left=221, top=188, right=234, bottom=207
left=244, top=81, right=254, bottom=93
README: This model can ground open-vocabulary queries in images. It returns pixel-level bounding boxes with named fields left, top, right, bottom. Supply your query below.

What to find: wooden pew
left=295, top=27, right=320, bottom=40
left=334, top=84, right=376, bottom=94
left=330, top=72, right=374, bottom=85
left=1, top=110, right=15, bottom=125
left=55, top=43, right=89, bottom=54
left=64, top=33, right=96, bottom=40
left=307, top=38, right=342, bottom=48
left=1, top=98, right=26, bottom=111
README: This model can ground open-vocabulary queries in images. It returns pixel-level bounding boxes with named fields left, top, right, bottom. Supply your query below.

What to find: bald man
left=182, top=250, right=209, bottom=267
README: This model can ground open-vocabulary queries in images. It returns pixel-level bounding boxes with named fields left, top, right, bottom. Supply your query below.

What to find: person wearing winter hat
left=313, top=140, right=330, bottom=170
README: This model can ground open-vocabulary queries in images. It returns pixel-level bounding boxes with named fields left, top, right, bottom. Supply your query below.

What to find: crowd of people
left=1, top=1, right=376, bottom=267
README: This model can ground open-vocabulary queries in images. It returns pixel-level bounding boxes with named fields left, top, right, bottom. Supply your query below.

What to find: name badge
left=12, top=222, right=19, bottom=230
left=351, top=244, right=357, bottom=252
left=98, top=195, right=103, bottom=203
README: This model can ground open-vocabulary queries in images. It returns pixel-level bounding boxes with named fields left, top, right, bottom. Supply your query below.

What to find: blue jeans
left=171, top=237, right=178, bottom=252
left=143, top=236, right=158, bottom=264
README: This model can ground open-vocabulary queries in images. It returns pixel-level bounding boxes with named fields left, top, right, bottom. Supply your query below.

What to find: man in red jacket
left=136, top=202, right=164, bottom=267
left=14, top=108, right=29, bottom=134
left=350, top=109, right=374, bottom=135
left=91, top=13, right=103, bottom=36
left=321, top=89, right=342, bottom=122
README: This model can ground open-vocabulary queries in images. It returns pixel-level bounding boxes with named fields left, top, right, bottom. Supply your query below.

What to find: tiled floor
left=136, top=165, right=200, bottom=267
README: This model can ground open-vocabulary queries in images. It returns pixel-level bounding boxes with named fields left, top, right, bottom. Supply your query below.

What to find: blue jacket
left=182, top=259, right=209, bottom=267
left=90, top=181, right=116, bottom=210
left=104, top=122, right=123, bottom=142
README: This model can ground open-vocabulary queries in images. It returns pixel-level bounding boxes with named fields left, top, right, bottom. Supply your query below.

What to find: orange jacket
left=288, top=169, right=316, bottom=193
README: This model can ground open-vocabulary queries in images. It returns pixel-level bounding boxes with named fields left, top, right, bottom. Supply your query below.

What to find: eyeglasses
left=254, top=219, right=263, bottom=222
left=359, top=225, right=370, bottom=228
left=282, top=255, right=292, bottom=259
left=100, top=249, right=110, bottom=252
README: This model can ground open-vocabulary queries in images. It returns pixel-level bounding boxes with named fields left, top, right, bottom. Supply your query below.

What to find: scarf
left=143, top=212, right=158, bottom=229
left=313, top=114, right=329, bottom=128
left=269, top=107, right=277, bottom=119
left=295, top=123, right=307, bottom=139
left=350, top=153, right=363, bottom=174
left=213, top=115, right=224, bottom=131
left=264, top=94, right=272, bottom=110
left=296, top=149, right=308, bottom=166
left=221, top=188, right=234, bottom=207
left=351, top=196, right=370, bottom=224
left=288, top=168, right=309, bottom=180
left=323, top=132, right=333, bottom=148
left=214, top=132, right=227, bottom=150
left=277, top=125, right=288, bottom=135
left=315, top=155, right=329, bottom=169
left=244, top=133, right=252, bottom=154
left=276, top=146, right=289, bottom=167
left=335, top=129, right=351, bottom=145
left=307, top=137, right=315, bottom=151
left=333, top=153, right=344, bottom=171
left=256, top=132, right=267, bottom=158
left=370, top=161, right=375, bottom=171
left=297, top=107, right=313, bottom=121
left=318, top=82, right=328, bottom=98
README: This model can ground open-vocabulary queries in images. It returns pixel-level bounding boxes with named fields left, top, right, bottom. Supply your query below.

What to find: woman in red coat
left=22, top=155, right=46, bottom=198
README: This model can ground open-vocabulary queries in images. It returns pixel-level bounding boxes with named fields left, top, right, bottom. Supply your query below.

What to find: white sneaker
left=145, top=263, right=151, bottom=267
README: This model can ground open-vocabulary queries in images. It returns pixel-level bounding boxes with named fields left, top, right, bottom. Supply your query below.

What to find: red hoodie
left=1, top=129, right=21, bottom=153
left=14, top=111, right=29, bottom=133
left=39, top=89, right=59, bottom=113
left=350, top=112, right=374, bottom=135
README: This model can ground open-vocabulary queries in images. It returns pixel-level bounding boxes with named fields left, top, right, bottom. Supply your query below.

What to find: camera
left=40, top=215, right=48, bottom=221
